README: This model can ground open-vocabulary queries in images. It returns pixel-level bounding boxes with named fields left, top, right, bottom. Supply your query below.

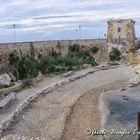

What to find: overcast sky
left=0, top=0, right=140, bottom=43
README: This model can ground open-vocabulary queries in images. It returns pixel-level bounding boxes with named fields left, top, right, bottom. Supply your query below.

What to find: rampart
left=0, top=39, right=107, bottom=69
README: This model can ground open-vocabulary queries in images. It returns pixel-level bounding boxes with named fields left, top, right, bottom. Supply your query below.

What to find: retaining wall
left=0, top=39, right=107, bottom=68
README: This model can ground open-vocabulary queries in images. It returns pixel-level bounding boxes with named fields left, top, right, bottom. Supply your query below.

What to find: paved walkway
left=0, top=66, right=102, bottom=122
left=1, top=64, right=136, bottom=140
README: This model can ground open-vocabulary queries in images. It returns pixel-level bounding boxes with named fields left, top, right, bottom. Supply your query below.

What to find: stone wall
left=0, top=39, right=107, bottom=68
left=107, top=38, right=136, bottom=47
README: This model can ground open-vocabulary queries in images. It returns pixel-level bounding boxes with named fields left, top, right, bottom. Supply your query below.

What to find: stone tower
left=107, top=19, right=135, bottom=42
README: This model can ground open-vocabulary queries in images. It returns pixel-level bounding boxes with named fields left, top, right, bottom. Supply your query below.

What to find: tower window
left=118, top=27, right=121, bottom=32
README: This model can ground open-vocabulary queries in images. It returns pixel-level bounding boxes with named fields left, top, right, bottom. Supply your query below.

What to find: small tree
left=90, top=46, right=99, bottom=54
left=18, top=57, right=38, bottom=79
left=8, top=53, right=20, bottom=80
left=109, top=48, right=121, bottom=61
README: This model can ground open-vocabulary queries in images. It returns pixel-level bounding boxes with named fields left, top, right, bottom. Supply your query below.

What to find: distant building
left=107, top=19, right=135, bottom=42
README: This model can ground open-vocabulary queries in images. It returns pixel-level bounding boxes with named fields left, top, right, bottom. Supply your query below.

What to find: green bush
left=21, top=79, right=33, bottom=89
left=90, top=46, right=99, bottom=53
left=87, top=57, right=97, bottom=66
left=8, top=53, right=38, bottom=80
left=18, top=57, right=38, bottom=79
left=38, top=55, right=56, bottom=74
left=8, top=53, right=19, bottom=65
left=55, top=66, right=67, bottom=72
left=55, top=58, right=64, bottom=65
left=48, top=65, right=56, bottom=73
left=69, top=44, right=80, bottom=52
left=67, top=66, right=73, bottom=71
left=109, top=48, right=121, bottom=61
left=56, top=67, right=61, bottom=72
left=63, top=55, right=83, bottom=67
left=0, top=67, right=8, bottom=74
left=63, top=56, right=74, bottom=66
left=8, top=53, right=20, bottom=79
left=7, top=46, right=99, bottom=80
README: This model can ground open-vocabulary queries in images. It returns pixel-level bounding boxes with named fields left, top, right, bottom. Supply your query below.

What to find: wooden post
left=137, top=112, right=140, bottom=140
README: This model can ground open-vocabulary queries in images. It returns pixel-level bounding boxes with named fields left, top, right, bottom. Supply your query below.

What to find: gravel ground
left=1, top=65, right=136, bottom=140
left=100, top=86, right=140, bottom=140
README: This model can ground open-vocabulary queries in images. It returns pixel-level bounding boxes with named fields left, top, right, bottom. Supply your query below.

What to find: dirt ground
left=62, top=81, right=127, bottom=140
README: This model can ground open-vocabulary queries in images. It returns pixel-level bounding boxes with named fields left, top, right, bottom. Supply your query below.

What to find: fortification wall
left=0, top=39, right=107, bottom=68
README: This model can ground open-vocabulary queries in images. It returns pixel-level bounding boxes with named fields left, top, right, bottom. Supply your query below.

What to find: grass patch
left=109, top=48, right=121, bottom=61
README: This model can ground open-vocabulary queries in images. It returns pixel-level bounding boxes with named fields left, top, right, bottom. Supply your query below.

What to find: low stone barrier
left=0, top=92, right=16, bottom=113
left=61, top=71, right=75, bottom=78
left=0, top=83, right=21, bottom=97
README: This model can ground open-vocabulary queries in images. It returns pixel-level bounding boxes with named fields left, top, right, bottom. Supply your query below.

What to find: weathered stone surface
left=0, top=92, right=16, bottom=113
left=128, top=75, right=140, bottom=86
left=61, top=71, right=75, bottom=78
left=0, top=83, right=21, bottom=96
left=1, top=134, right=44, bottom=140
left=134, top=64, right=140, bottom=74
left=0, top=74, right=11, bottom=86
left=33, top=71, right=43, bottom=82
left=0, top=68, right=96, bottom=138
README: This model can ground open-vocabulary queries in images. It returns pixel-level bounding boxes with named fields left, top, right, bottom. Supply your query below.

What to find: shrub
left=8, top=53, right=20, bottom=79
left=56, top=67, right=61, bottom=72
left=38, top=55, right=56, bottom=74
left=83, top=50, right=90, bottom=57
left=0, top=67, right=8, bottom=74
left=63, top=56, right=74, bottom=66
left=21, top=79, right=33, bottom=89
left=55, top=66, right=67, bottom=72
left=69, top=44, right=80, bottom=52
left=8, top=53, right=38, bottom=80
left=67, top=66, right=73, bottom=71
left=63, top=55, right=83, bottom=67
left=90, top=46, right=99, bottom=54
left=8, top=53, right=19, bottom=65
left=77, top=51, right=90, bottom=61
left=48, top=65, right=56, bottom=73
left=87, top=57, right=97, bottom=66
left=109, top=48, right=121, bottom=61
left=55, top=57, right=64, bottom=65
left=18, top=57, right=38, bottom=79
